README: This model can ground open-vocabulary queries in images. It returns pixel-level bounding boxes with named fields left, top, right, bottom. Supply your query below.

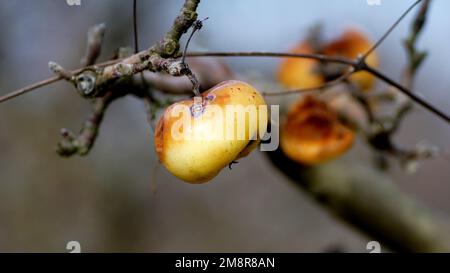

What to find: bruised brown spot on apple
left=204, top=90, right=231, bottom=107
left=154, top=116, right=165, bottom=156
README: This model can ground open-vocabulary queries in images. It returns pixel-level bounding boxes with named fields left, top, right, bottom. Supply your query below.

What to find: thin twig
left=133, top=0, right=139, bottom=53
left=57, top=91, right=117, bottom=156
left=363, top=65, right=449, bottom=123
left=187, top=51, right=357, bottom=66
left=3, top=50, right=448, bottom=124
left=0, top=59, right=122, bottom=103
left=188, top=51, right=450, bottom=124
left=180, top=18, right=209, bottom=96
left=0, top=76, right=62, bottom=103
left=181, top=17, right=208, bottom=64
left=0, top=50, right=356, bottom=104
left=263, top=68, right=355, bottom=96
left=81, top=23, right=106, bottom=66
left=345, top=80, right=376, bottom=124
left=363, top=0, right=422, bottom=59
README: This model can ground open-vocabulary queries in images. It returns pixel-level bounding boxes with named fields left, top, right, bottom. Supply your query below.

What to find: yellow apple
left=277, top=41, right=323, bottom=90
left=278, top=28, right=379, bottom=91
left=324, top=29, right=379, bottom=91
left=154, top=80, right=267, bottom=184
left=281, top=95, right=355, bottom=165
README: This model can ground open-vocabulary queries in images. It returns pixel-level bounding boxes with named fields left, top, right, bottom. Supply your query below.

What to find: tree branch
left=186, top=51, right=357, bottom=66
left=262, top=68, right=355, bottom=96
left=266, top=148, right=450, bottom=252
left=66, top=0, right=201, bottom=98
left=0, top=59, right=121, bottom=103
left=56, top=91, right=117, bottom=156
left=184, top=50, right=450, bottom=124
left=363, top=65, right=449, bottom=123
left=362, top=0, right=422, bottom=59
left=81, top=23, right=106, bottom=66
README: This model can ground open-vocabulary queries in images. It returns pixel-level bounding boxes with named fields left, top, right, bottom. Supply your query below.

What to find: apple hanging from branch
left=154, top=80, right=268, bottom=184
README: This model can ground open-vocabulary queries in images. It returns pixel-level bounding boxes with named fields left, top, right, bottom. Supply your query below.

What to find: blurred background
left=0, top=0, right=449, bottom=252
